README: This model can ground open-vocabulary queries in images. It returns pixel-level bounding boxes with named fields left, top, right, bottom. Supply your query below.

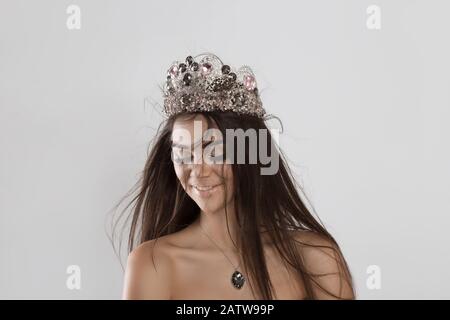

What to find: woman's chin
left=192, top=198, right=221, bottom=212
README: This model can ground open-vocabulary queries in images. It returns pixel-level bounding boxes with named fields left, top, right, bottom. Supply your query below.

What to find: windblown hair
left=111, top=110, right=355, bottom=300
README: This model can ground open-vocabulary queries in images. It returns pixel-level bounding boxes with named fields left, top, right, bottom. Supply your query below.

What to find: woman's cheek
left=173, top=164, right=187, bottom=189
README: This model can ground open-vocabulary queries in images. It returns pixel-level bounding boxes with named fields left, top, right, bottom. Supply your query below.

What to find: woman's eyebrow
left=171, top=138, right=203, bottom=149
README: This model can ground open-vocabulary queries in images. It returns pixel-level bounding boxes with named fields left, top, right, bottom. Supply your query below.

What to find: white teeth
left=194, top=185, right=213, bottom=191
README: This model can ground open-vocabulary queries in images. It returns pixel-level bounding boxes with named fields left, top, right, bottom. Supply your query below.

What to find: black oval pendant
left=231, top=271, right=245, bottom=289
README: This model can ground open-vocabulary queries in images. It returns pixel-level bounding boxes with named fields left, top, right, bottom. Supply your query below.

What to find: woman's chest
left=169, top=249, right=306, bottom=300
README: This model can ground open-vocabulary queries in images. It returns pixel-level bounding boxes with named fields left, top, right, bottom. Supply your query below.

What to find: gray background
left=1, top=0, right=449, bottom=299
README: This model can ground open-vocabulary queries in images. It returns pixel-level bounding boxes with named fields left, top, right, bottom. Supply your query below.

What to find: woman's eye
left=206, top=144, right=224, bottom=163
left=172, top=148, right=192, bottom=163
left=172, top=142, right=224, bottom=164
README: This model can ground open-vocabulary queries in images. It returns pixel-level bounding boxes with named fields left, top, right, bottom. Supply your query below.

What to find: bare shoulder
left=122, top=236, right=173, bottom=300
left=290, top=230, right=355, bottom=299
left=291, top=230, right=344, bottom=271
left=291, top=229, right=336, bottom=248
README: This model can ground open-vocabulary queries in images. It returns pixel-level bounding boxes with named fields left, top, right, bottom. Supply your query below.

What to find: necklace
left=198, top=222, right=246, bottom=289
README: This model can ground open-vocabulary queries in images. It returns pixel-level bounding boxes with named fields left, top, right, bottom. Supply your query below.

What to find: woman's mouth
left=191, top=184, right=222, bottom=197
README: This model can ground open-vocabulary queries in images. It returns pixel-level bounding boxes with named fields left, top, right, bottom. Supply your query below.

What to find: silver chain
left=198, top=222, right=241, bottom=271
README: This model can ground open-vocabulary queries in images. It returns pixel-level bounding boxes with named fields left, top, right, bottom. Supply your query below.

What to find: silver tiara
left=162, top=53, right=266, bottom=119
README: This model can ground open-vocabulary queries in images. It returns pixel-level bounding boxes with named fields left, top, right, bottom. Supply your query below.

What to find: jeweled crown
left=162, top=53, right=266, bottom=119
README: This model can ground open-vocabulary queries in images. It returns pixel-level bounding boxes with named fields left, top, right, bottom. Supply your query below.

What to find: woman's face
left=171, top=114, right=234, bottom=213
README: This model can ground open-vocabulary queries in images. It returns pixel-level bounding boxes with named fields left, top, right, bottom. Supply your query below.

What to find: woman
left=119, top=53, right=355, bottom=300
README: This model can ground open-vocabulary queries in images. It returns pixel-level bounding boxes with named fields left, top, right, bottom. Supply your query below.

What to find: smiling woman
left=116, top=53, right=355, bottom=300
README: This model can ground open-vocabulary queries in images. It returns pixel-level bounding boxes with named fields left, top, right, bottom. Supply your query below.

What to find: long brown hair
left=111, top=110, right=355, bottom=299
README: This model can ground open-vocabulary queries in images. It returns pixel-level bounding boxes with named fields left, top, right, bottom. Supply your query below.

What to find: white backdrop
left=1, top=0, right=449, bottom=299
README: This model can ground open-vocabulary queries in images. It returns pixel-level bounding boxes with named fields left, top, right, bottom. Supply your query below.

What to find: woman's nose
left=190, top=149, right=209, bottom=177
left=190, top=161, right=205, bottom=177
